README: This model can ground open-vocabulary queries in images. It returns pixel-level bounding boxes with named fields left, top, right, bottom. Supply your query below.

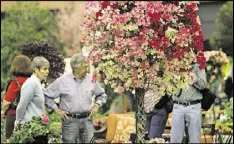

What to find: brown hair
left=10, top=55, right=32, bottom=77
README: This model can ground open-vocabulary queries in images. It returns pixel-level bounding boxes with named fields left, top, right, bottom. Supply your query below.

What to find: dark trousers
left=5, top=113, right=16, bottom=139
left=146, top=107, right=168, bottom=139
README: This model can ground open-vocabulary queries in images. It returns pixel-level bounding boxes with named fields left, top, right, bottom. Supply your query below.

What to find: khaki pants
left=170, top=103, right=201, bottom=143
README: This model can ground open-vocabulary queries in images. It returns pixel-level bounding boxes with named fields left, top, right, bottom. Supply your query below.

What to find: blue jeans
left=62, top=117, right=94, bottom=143
left=146, top=107, right=168, bottom=139
left=170, top=103, right=201, bottom=143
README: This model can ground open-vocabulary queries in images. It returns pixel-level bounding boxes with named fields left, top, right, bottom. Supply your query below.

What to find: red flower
left=161, top=36, right=169, bottom=48
left=175, top=48, right=184, bottom=60
left=187, top=3, right=197, bottom=11
left=149, top=38, right=160, bottom=50
left=111, top=3, right=119, bottom=9
left=179, top=27, right=190, bottom=37
left=192, top=41, right=204, bottom=51
left=96, top=10, right=102, bottom=20
left=148, top=12, right=160, bottom=23
left=196, top=52, right=206, bottom=70
left=162, top=13, right=173, bottom=20
left=140, top=61, right=150, bottom=70
left=101, top=1, right=110, bottom=9
left=41, top=114, right=49, bottom=125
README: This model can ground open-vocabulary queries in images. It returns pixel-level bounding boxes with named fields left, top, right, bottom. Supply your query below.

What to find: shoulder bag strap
left=2, top=80, right=13, bottom=102
left=14, top=80, right=21, bottom=88
left=177, top=89, right=182, bottom=97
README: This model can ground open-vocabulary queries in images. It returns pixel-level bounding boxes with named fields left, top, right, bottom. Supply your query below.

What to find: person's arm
left=44, top=78, right=69, bottom=120
left=1, top=100, right=11, bottom=119
left=15, top=82, right=35, bottom=124
left=44, top=78, right=61, bottom=110
left=193, top=65, right=207, bottom=90
left=1, top=81, right=16, bottom=116
left=89, top=82, right=107, bottom=117
left=1, top=100, right=11, bottom=113
left=93, top=82, right=107, bottom=107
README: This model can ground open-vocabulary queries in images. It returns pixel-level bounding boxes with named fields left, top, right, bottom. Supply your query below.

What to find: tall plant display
left=80, top=1, right=205, bottom=142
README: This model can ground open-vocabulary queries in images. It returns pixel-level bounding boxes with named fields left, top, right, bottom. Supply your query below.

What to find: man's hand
left=54, top=108, right=69, bottom=121
left=189, top=72, right=197, bottom=85
left=89, top=104, right=100, bottom=117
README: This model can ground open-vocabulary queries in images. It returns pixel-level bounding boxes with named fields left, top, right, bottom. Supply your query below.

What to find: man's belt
left=67, top=112, right=89, bottom=119
left=174, top=100, right=201, bottom=106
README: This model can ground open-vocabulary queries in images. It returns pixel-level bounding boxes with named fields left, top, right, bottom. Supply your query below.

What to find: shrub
left=20, top=40, right=65, bottom=85
left=209, top=1, right=233, bottom=57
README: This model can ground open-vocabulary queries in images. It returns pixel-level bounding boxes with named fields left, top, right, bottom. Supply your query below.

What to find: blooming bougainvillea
left=80, top=1, right=206, bottom=96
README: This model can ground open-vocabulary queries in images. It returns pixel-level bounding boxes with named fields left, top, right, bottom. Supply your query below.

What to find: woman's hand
left=14, top=120, right=20, bottom=131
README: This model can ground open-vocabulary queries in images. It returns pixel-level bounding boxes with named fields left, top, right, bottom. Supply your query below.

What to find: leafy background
left=1, top=2, right=63, bottom=91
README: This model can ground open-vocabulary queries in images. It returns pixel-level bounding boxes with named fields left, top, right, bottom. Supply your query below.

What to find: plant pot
left=33, top=135, right=48, bottom=144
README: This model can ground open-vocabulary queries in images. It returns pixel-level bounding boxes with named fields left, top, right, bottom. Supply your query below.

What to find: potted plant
left=10, top=114, right=60, bottom=143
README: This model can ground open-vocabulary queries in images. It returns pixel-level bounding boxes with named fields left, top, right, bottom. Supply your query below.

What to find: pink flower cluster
left=41, top=114, right=49, bottom=125
left=93, top=118, right=107, bottom=128
left=80, top=1, right=206, bottom=95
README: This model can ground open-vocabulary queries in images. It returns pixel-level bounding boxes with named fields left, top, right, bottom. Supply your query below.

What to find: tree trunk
left=135, top=88, right=146, bottom=143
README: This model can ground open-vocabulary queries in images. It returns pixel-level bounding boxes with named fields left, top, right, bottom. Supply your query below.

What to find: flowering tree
left=80, top=1, right=206, bottom=142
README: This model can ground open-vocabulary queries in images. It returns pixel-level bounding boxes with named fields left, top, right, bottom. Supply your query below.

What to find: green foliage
left=47, top=111, right=62, bottom=142
left=108, top=94, right=133, bottom=114
left=1, top=121, right=5, bottom=143
left=98, top=83, right=133, bottom=115
left=20, top=40, right=65, bottom=85
left=221, top=57, right=233, bottom=80
left=1, top=2, right=63, bottom=91
left=92, top=113, right=106, bottom=121
left=223, top=98, right=233, bottom=123
left=216, top=98, right=233, bottom=134
left=48, top=112, right=62, bottom=123
left=209, top=1, right=233, bottom=57
left=100, top=84, right=118, bottom=114
left=10, top=116, right=61, bottom=143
